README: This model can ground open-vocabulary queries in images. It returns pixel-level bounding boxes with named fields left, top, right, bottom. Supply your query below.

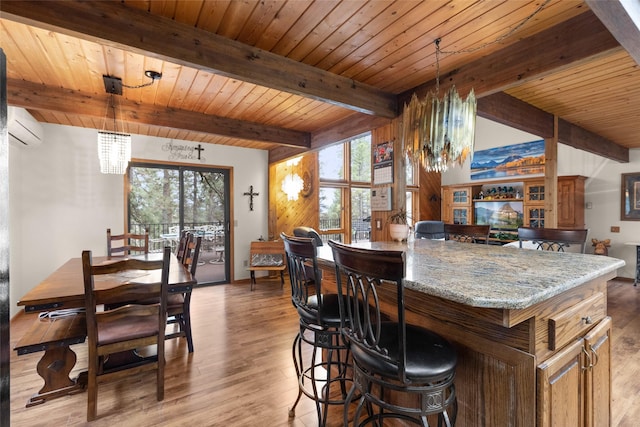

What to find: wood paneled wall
left=370, top=119, right=401, bottom=242
left=418, top=166, right=442, bottom=221
left=270, top=152, right=319, bottom=240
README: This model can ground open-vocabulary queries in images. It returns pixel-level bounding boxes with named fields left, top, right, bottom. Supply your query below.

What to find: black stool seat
left=353, top=323, right=457, bottom=380
left=300, top=293, right=345, bottom=325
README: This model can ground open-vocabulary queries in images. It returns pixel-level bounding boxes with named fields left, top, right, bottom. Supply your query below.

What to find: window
left=406, top=153, right=418, bottom=226
left=319, top=144, right=344, bottom=180
left=318, top=134, right=371, bottom=243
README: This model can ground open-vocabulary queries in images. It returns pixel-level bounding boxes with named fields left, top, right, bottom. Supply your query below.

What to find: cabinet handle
left=581, top=316, right=593, bottom=324
left=589, top=344, right=599, bottom=367
left=582, top=346, right=592, bottom=371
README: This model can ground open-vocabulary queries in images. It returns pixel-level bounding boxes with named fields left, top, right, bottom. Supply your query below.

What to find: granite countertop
left=317, top=239, right=625, bottom=310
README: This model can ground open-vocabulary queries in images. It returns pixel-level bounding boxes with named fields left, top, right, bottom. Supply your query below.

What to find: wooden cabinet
left=558, top=176, right=586, bottom=229
left=442, top=176, right=585, bottom=229
left=441, top=185, right=478, bottom=225
left=537, top=317, right=611, bottom=427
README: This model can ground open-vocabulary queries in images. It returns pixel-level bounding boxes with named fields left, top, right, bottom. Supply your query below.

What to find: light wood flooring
left=8, top=278, right=640, bottom=426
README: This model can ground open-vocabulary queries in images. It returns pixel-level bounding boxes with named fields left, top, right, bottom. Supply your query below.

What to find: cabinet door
left=558, top=177, right=586, bottom=229
left=452, top=207, right=470, bottom=225
left=537, top=339, right=584, bottom=427
left=526, top=207, right=545, bottom=228
left=558, top=179, right=575, bottom=227
left=526, top=182, right=545, bottom=203
left=452, top=187, right=471, bottom=205
left=584, top=317, right=611, bottom=427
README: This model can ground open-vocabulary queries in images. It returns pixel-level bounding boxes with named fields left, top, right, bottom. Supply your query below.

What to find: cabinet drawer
left=548, top=292, right=605, bottom=351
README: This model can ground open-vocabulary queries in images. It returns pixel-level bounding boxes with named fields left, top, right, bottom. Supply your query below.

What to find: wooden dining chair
left=166, top=234, right=202, bottom=353
left=82, top=246, right=171, bottom=421
left=106, top=228, right=149, bottom=257
left=175, top=230, right=191, bottom=262
left=517, top=227, right=588, bottom=253
left=444, top=223, right=490, bottom=244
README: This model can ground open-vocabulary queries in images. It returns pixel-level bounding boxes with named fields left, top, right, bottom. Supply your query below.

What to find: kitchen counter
left=317, top=239, right=624, bottom=309
left=316, top=239, right=624, bottom=426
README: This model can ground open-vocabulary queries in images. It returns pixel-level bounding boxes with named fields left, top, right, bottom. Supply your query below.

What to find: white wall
left=9, top=124, right=268, bottom=318
left=443, top=116, right=636, bottom=279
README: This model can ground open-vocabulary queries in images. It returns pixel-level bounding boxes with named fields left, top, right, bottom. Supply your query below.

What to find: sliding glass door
left=128, top=163, right=230, bottom=285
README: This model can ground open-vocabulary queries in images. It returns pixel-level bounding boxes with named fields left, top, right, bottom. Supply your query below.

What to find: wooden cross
left=194, top=144, right=204, bottom=160
left=243, top=185, right=259, bottom=211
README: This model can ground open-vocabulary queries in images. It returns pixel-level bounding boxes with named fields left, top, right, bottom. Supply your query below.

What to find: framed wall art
left=621, top=172, right=640, bottom=220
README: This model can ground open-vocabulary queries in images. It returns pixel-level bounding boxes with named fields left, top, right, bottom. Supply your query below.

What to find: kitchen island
left=316, top=239, right=624, bottom=427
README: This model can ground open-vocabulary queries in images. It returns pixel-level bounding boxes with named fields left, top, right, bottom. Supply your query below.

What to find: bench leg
left=250, top=271, right=256, bottom=291
left=280, top=270, right=285, bottom=289
left=26, top=346, right=86, bottom=407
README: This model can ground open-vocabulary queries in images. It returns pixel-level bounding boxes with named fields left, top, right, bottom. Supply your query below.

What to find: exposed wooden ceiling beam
left=477, top=92, right=554, bottom=139
left=0, top=0, right=397, bottom=118
left=586, top=0, right=640, bottom=65
left=478, top=93, right=629, bottom=163
left=557, top=118, right=629, bottom=163
left=7, top=79, right=310, bottom=147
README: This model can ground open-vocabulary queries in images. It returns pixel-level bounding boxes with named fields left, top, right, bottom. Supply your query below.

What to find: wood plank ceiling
left=1, top=0, right=639, bottom=163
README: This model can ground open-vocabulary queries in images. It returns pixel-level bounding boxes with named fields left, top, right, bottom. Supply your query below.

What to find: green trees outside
left=318, top=135, right=371, bottom=239
left=128, top=166, right=226, bottom=237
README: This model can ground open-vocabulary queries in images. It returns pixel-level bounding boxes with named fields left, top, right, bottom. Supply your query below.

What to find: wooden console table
left=316, top=239, right=624, bottom=427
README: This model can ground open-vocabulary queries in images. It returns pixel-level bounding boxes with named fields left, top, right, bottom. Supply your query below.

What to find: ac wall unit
left=8, top=106, right=44, bottom=147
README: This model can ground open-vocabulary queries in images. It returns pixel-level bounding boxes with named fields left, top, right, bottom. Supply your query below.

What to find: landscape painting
left=471, top=140, right=545, bottom=180
left=474, top=201, right=524, bottom=230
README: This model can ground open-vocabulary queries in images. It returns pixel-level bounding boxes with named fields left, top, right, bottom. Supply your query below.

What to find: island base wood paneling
left=318, top=260, right=613, bottom=426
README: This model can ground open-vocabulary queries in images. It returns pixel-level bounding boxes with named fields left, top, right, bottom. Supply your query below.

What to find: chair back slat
left=281, top=233, right=321, bottom=323
left=107, top=228, right=149, bottom=257
left=176, top=230, right=191, bottom=262
left=518, top=227, right=588, bottom=253
left=328, top=240, right=408, bottom=381
left=182, top=235, right=202, bottom=276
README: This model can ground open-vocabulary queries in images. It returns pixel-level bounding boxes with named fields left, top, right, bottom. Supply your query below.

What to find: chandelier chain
left=439, top=0, right=551, bottom=56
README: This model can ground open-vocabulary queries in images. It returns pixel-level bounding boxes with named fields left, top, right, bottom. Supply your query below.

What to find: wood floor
left=8, top=277, right=640, bottom=426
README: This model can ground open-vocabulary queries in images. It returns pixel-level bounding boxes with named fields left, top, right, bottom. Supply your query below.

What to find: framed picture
left=373, top=141, right=393, bottom=185
left=621, top=172, right=640, bottom=220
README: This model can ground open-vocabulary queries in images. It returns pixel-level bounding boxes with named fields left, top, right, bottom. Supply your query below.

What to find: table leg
left=26, top=346, right=86, bottom=407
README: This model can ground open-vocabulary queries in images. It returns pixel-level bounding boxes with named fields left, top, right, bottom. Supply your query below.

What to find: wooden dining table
left=14, top=252, right=196, bottom=407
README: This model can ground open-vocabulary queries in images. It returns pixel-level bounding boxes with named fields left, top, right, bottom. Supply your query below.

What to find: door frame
left=127, top=160, right=232, bottom=285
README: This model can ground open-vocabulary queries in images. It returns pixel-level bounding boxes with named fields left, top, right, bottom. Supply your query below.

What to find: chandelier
left=97, top=72, right=162, bottom=175
left=402, top=39, right=477, bottom=172
left=98, top=89, right=131, bottom=175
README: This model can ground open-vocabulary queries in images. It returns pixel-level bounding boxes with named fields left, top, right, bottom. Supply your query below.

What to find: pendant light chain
left=439, top=0, right=551, bottom=56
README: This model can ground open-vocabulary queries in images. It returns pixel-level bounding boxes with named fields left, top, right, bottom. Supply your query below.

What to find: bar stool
left=329, top=240, right=458, bottom=427
left=281, top=232, right=352, bottom=426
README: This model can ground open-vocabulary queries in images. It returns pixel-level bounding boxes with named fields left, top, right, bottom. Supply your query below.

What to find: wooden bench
left=14, top=311, right=87, bottom=406
left=248, top=240, right=286, bottom=291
